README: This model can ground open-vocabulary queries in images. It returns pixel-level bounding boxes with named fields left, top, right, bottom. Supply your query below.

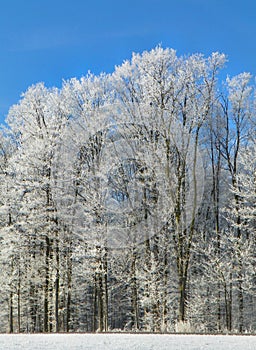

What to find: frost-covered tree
left=113, top=47, right=226, bottom=325
left=5, top=83, right=70, bottom=332
left=0, top=47, right=255, bottom=334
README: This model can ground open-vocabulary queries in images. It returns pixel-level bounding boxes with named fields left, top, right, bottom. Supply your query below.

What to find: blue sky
left=0, top=0, right=255, bottom=121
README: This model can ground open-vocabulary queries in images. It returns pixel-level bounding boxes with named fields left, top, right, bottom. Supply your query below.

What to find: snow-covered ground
left=0, top=333, right=255, bottom=349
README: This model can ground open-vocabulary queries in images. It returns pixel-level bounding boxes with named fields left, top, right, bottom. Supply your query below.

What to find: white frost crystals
left=57, top=103, right=205, bottom=249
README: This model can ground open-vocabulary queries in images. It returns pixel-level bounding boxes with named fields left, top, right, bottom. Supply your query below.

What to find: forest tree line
left=0, top=47, right=255, bottom=333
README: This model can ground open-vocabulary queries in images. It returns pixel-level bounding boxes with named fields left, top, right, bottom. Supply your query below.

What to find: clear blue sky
left=0, top=0, right=255, bottom=122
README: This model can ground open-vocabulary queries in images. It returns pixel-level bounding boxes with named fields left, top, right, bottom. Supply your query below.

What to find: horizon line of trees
left=0, top=47, right=255, bottom=333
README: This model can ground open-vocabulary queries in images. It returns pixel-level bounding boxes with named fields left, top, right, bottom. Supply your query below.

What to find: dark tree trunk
left=44, top=236, right=50, bottom=332
left=9, top=292, right=13, bottom=333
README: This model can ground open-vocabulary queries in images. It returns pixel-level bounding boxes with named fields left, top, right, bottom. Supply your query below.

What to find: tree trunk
left=93, top=275, right=97, bottom=332
left=103, top=249, right=108, bottom=331
left=17, top=279, right=21, bottom=333
left=131, top=249, right=139, bottom=330
left=238, top=262, right=244, bottom=332
left=9, top=292, right=13, bottom=333
left=44, top=236, right=50, bottom=332
left=66, top=244, right=72, bottom=332
left=55, top=239, right=60, bottom=333
left=178, top=276, right=187, bottom=322
left=97, top=272, right=104, bottom=332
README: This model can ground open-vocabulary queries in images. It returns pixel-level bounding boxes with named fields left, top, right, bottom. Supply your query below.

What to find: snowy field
left=0, top=333, right=255, bottom=350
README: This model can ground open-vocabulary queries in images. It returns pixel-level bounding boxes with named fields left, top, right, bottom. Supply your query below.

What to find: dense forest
left=0, top=47, right=255, bottom=333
